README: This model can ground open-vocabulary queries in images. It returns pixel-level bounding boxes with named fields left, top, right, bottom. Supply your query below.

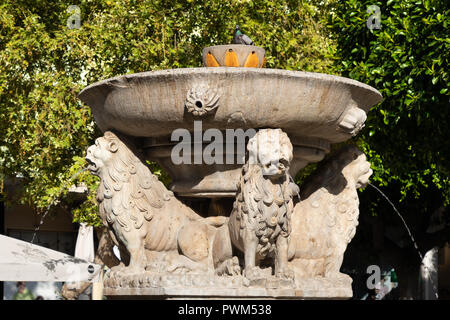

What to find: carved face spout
left=261, top=157, right=289, bottom=180
left=85, top=146, right=98, bottom=174
left=85, top=137, right=118, bottom=175
left=248, top=129, right=293, bottom=180
left=341, top=150, right=373, bottom=188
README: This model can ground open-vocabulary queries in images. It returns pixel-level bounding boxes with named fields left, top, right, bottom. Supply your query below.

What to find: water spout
left=30, top=168, right=88, bottom=244
left=368, top=182, right=439, bottom=299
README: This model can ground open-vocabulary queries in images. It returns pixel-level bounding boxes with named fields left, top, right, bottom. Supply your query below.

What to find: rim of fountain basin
left=79, top=67, right=382, bottom=103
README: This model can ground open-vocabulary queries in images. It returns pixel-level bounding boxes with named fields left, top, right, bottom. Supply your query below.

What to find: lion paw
left=109, top=263, right=126, bottom=278
left=229, top=256, right=241, bottom=275
left=275, top=267, right=295, bottom=280
left=146, top=260, right=170, bottom=273
left=244, top=266, right=266, bottom=280
left=216, top=256, right=241, bottom=276
left=111, top=262, right=145, bottom=276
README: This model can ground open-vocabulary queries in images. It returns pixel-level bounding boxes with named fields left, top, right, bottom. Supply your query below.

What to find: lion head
left=332, top=145, right=372, bottom=190
left=301, top=145, right=372, bottom=199
left=85, top=131, right=173, bottom=230
left=86, top=131, right=128, bottom=176
left=343, top=147, right=372, bottom=189
left=247, top=129, right=293, bottom=179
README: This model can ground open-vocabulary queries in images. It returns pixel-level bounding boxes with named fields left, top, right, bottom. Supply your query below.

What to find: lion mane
left=95, top=132, right=175, bottom=235
left=229, top=129, right=299, bottom=258
left=233, top=163, right=299, bottom=257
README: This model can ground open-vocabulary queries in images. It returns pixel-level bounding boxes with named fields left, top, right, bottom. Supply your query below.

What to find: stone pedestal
left=103, top=272, right=352, bottom=299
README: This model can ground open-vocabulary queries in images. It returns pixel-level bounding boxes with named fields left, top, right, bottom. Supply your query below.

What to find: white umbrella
left=0, top=235, right=101, bottom=282
left=74, top=223, right=95, bottom=262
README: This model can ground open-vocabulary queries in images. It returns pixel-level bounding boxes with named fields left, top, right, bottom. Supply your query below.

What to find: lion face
left=247, top=129, right=293, bottom=179
left=341, top=149, right=372, bottom=188
left=85, top=136, right=119, bottom=176
left=258, top=148, right=290, bottom=178
left=355, top=154, right=372, bottom=188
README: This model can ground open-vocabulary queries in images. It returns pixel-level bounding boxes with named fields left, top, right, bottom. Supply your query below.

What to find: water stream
left=30, top=168, right=87, bottom=245
left=368, top=183, right=439, bottom=299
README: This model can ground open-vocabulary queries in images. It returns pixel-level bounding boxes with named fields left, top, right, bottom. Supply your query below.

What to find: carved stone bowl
left=78, top=68, right=382, bottom=197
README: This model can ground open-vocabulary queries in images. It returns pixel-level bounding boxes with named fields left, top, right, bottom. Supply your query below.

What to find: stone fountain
left=78, top=44, right=382, bottom=299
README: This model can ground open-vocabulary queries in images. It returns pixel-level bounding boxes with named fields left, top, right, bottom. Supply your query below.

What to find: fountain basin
left=79, top=67, right=382, bottom=197
left=79, top=67, right=381, bottom=141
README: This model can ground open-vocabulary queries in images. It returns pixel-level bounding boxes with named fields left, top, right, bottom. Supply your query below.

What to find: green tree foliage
left=329, top=0, right=449, bottom=217
left=0, top=0, right=334, bottom=224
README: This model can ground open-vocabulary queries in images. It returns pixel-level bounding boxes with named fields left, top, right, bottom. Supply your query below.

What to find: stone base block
left=103, top=272, right=352, bottom=299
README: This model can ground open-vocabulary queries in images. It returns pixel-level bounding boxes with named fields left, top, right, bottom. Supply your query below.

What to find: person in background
left=12, top=282, right=35, bottom=300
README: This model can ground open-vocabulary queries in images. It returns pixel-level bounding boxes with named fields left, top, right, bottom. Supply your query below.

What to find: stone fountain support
left=79, top=45, right=382, bottom=299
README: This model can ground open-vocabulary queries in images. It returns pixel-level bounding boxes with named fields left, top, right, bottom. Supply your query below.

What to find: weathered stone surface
left=228, top=129, right=298, bottom=280
left=79, top=68, right=381, bottom=197
left=78, top=68, right=381, bottom=142
left=103, top=271, right=352, bottom=299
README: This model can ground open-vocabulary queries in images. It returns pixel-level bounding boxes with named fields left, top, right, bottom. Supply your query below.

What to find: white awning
left=0, top=235, right=101, bottom=282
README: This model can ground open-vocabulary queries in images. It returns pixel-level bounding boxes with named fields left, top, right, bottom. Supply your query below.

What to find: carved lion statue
left=85, top=131, right=238, bottom=275
left=288, top=145, right=372, bottom=281
left=228, top=129, right=300, bottom=279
